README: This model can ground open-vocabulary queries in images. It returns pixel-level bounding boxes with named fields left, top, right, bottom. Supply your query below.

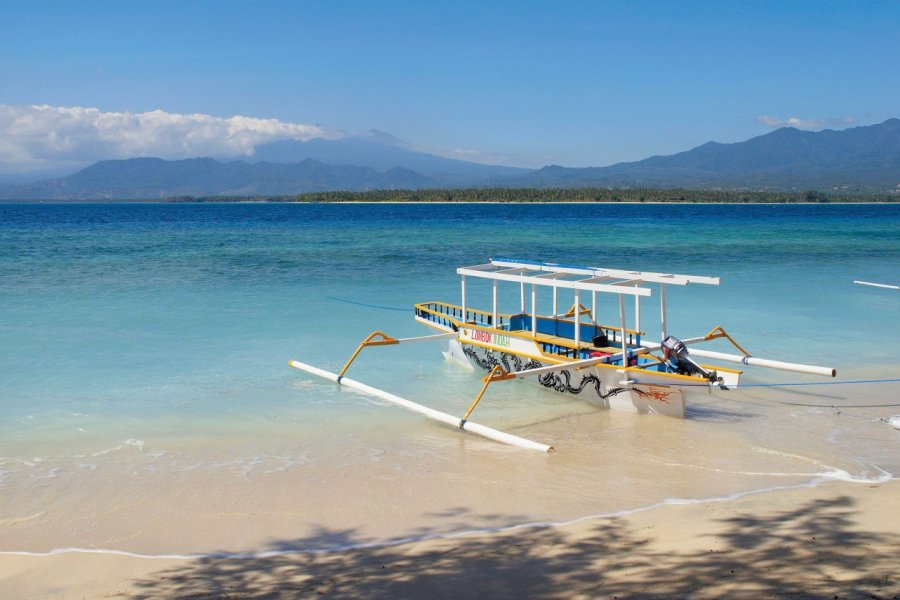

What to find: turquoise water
left=1, top=202, right=898, bottom=555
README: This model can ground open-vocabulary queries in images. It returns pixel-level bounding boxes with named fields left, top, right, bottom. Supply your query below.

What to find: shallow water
left=1, top=202, right=898, bottom=555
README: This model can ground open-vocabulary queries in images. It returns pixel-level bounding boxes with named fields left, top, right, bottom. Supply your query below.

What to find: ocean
left=1, top=202, right=898, bottom=556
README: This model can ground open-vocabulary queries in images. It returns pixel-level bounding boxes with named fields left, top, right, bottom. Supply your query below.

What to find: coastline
left=2, top=479, right=896, bottom=599
left=3, top=200, right=899, bottom=206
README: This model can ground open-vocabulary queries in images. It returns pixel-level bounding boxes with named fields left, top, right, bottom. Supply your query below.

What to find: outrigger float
left=290, top=258, right=836, bottom=452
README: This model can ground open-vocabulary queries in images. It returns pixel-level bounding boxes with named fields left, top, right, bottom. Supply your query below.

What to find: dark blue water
left=3, top=202, right=896, bottom=288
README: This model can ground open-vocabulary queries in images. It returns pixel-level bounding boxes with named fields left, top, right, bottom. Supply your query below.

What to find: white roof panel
left=456, top=257, right=719, bottom=297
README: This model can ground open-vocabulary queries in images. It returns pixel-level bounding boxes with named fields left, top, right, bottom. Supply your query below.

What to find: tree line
left=171, top=187, right=898, bottom=203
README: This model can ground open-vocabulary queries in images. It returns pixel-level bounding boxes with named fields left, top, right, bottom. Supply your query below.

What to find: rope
left=773, top=400, right=900, bottom=408
left=326, top=296, right=412, bottom=312
left=667, top=377, right=900, bottom=408
left=671, top=378, right=900, bottom=388
left=625, top=377, right=889, bottom=407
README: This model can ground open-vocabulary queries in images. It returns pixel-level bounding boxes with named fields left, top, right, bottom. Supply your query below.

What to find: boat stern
left=627, top=384, right=686, bottom=418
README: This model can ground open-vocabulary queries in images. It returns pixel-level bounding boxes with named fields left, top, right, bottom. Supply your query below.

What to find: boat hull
left=453, top=340, right=687, bottom=418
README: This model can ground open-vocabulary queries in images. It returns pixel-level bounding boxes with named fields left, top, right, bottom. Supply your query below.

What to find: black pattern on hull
left=462, top=345, right=541, bottom=372
left=462, top=344, right=627, bottom=401
left=536, top=370, right=629, bottom=400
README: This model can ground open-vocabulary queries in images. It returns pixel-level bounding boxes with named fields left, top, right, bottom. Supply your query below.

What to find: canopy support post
left=574, top=288, right=581, bottom=350
left=618, top=294, right=628, bottom=366
left=659, top=283, right=667, bottom=342
left=634, top=286, right=641, bottom=345
left=520, top=281, right=525, bottom=313
left=461, top=275, right=467, bottom=323
left=492, top=279, right=498, bottom=327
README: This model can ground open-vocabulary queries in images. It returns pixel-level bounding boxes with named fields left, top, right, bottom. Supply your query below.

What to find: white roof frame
left=488, top=258, right=719, bottom=286
left=456, top=257, right=720, bottom=299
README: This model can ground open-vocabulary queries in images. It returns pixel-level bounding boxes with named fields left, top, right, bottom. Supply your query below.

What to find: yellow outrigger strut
left=337, top=330, right=399, bottom=382
left=461, top=364, right=515, bottom=424
left=703, top=325, right=750, bottom=357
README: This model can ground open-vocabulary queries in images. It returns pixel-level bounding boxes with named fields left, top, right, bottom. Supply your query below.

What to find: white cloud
left=755, top=115, right=857, bottom=130
left=415, top=145, right=543, bottom=168
left=0, top=104, right=331, bottom=173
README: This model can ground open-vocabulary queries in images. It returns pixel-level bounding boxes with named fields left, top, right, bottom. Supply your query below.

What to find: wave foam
left=1, top=470, right=890, bottom=561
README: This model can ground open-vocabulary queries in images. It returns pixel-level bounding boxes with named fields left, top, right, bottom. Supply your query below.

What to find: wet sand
left=2, top=479, right=897, bottom=599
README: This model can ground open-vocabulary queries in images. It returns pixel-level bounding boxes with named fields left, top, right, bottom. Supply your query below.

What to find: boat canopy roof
left=457, top=258, right=720, bottom=298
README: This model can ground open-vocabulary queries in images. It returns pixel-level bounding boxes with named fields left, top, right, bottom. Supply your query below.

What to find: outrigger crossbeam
left=336, top=330, right=457, bottom=382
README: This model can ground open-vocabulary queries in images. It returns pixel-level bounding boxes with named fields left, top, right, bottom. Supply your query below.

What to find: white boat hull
left=453, top=340, right=686, bottom=418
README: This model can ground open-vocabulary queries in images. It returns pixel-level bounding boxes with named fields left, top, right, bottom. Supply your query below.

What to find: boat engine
left=661, top=336, right=717, bottom=381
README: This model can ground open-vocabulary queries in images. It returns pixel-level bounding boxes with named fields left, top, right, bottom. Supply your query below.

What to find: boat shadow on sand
left=130, top=494, right=896, bottom=599
left=684, top=402, right=759, bottom=422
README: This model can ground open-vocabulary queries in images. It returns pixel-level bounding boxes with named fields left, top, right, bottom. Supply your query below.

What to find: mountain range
left=1, top=119, right=898, bottom=200
left=248, top=131, right=530, bottom=185
left=514, top=118, right=900, bottom=191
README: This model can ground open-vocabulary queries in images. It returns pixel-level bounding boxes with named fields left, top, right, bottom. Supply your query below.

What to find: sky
left=1, top=0, right=898, bottom=176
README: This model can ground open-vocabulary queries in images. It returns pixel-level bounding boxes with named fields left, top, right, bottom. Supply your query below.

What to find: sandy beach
left=2, top=478, right=897, bottom=599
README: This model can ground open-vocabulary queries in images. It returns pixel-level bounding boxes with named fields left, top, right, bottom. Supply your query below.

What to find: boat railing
left=415, top=301, right=512, bottom=328
left=527, top=314, right=643, bottom=346
left=416, top=301, right=646, bottom=361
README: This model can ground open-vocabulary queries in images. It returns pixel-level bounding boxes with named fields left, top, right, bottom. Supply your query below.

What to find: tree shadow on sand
left=130, top=494, right=897, bottom=599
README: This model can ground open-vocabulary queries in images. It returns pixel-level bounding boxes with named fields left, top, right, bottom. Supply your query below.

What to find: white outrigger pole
left=289, top=331, right=553, bottom=452
left=854, top=280, right=900, bottom=290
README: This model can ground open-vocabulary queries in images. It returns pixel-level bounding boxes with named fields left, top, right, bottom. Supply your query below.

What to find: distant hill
left=1, top=119, right=897, bottom=200
left=250, top=132, right=529, bottom=185
left=0, top=157, right=436, bottom=200
left=502, top=119, right=900, bottom=192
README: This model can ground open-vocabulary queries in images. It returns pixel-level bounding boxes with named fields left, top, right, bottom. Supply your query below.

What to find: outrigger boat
left=290, top=258, right=836, bottom=452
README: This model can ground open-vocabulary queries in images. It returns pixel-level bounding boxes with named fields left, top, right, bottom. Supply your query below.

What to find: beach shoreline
left=2, top=478, right=896, bottom=599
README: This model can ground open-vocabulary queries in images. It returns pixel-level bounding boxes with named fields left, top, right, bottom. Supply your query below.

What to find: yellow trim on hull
left=416, top=302, right=737, bottom=386
left=456, top=337, right=718, bottom=385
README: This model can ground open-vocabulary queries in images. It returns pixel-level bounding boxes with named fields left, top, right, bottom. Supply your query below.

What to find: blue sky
left=1, top=0, right=898, bottom=172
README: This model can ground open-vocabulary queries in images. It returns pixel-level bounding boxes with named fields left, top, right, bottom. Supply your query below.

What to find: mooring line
left=672, top=378, right=900, bottom=389
left=770, top=400, right=900, bottom=408
left=666, top=377, right=900, bottom=408
left=326, top=296, right=412, bottom=312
